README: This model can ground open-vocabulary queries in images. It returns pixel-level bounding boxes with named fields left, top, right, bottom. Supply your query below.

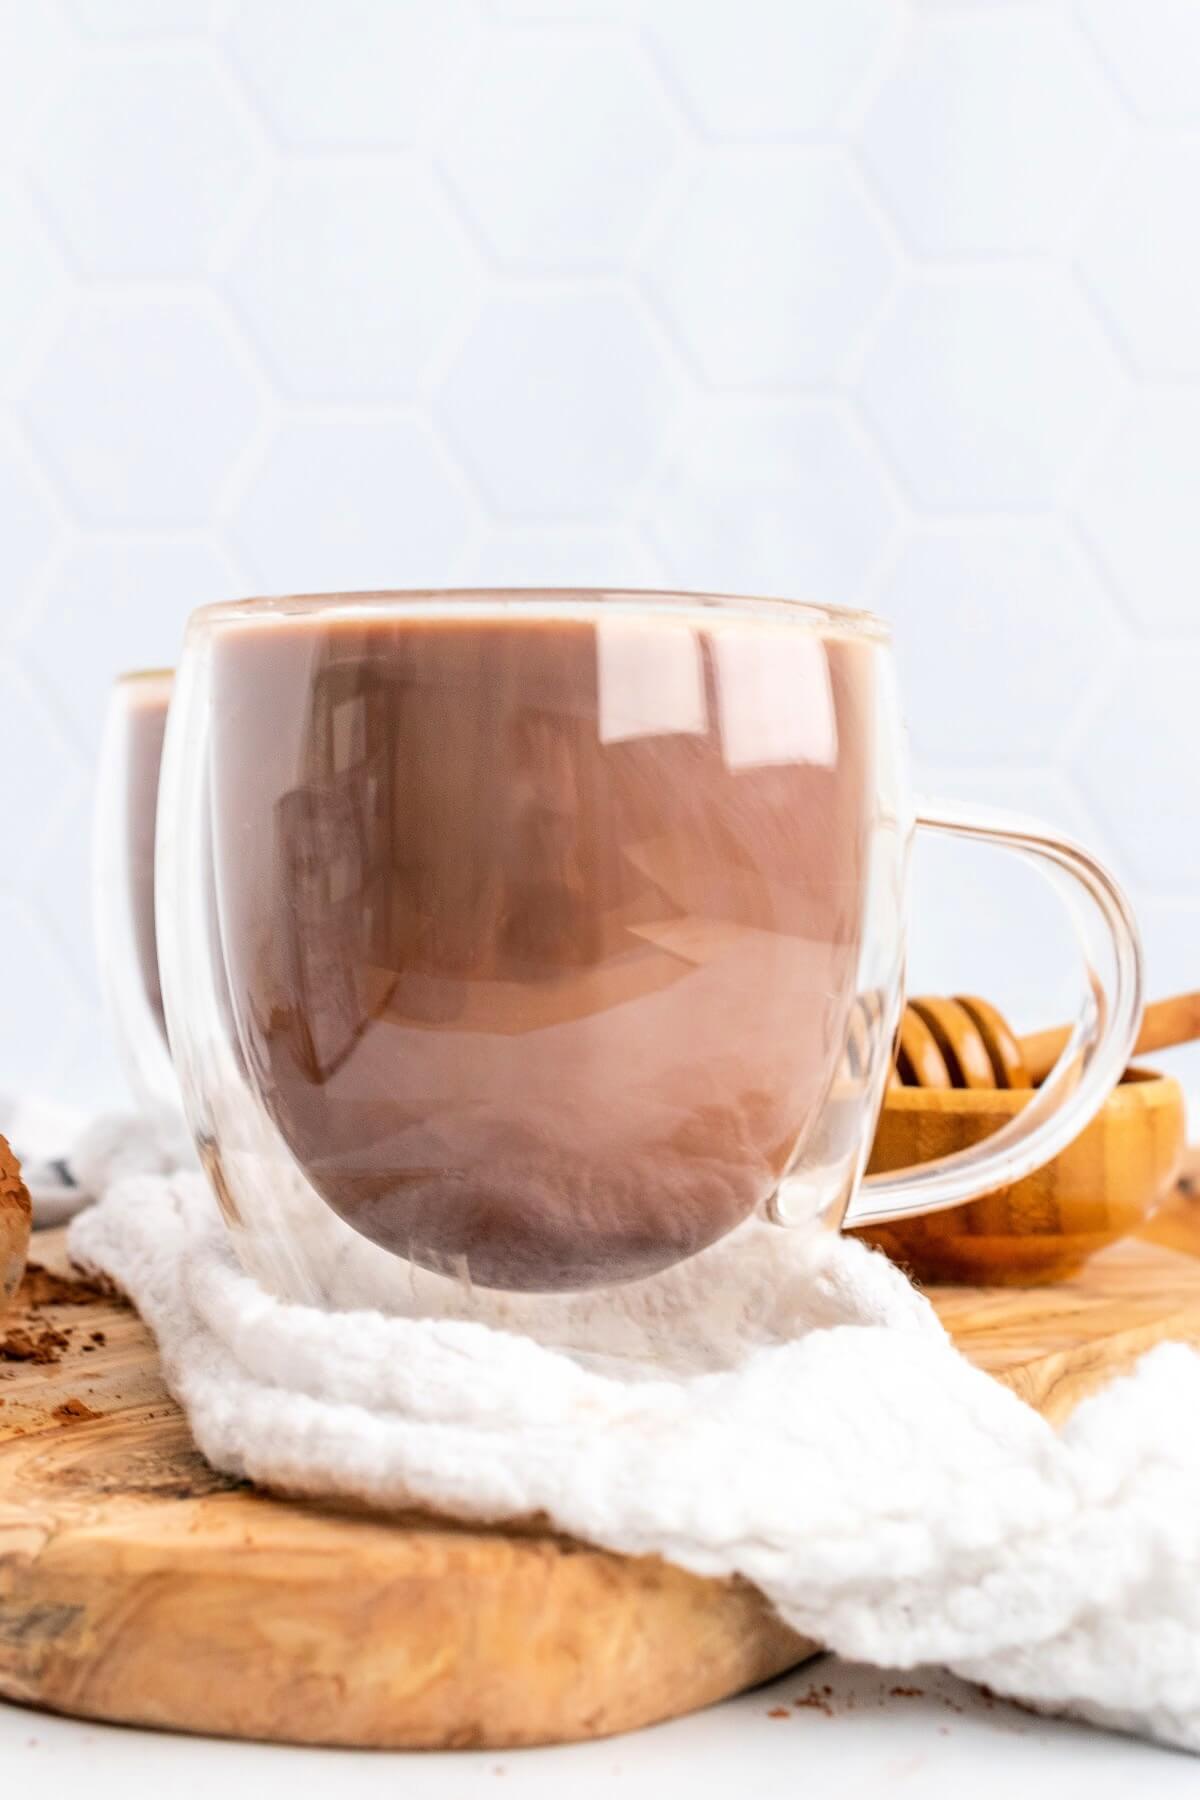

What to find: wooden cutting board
left=3, top=1194, right=1200, bottom=1750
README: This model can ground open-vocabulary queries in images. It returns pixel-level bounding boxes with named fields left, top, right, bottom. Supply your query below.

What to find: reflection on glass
left=596, top=615, right=707, bottom=744
left=713, top=625, right=838, bottom=771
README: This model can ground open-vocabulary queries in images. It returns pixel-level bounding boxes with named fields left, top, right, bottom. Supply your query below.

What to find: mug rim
left=187, top=586, right=890, bottom=642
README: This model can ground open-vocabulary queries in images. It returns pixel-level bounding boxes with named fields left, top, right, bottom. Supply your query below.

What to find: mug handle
left=843, top=798, right=1145, bottom=1232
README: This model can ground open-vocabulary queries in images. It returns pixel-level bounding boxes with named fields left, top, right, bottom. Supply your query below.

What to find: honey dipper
left=892, top=989, right=1200, bottom=1091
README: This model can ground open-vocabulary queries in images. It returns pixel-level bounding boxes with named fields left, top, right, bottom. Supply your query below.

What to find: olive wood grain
left=0, top=1231, right=810, bottom=1749
left=5, top=1195, right=1200, bottom=1748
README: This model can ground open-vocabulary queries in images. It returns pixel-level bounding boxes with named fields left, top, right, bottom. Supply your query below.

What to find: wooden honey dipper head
left=892, top=988, right=1200, bottom=1091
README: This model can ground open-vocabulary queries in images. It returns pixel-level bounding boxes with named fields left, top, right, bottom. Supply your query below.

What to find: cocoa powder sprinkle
left=0, top=1324, right=69, bottom=1364
left=792, top=1686, right=835, bottom=1716
left=21, top=1262, right=101, bottom=1309
left=52, top=1397, right=101, bottom=1423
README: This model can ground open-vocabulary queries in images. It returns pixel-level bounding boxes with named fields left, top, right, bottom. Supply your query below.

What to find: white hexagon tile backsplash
left=1, top=0, right=1199, bottom=1113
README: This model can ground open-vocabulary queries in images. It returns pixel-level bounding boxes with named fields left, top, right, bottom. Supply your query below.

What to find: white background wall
left=2, top=0, right=1199, bottom=1111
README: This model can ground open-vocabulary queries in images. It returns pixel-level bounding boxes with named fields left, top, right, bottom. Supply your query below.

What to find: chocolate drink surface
left=125, top=678, right=170, bottom=1045
left=208, top=608, right=878, bottom=1290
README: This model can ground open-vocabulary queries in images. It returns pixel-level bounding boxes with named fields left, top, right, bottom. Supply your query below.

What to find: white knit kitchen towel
left=66, top=1164, right=1200, bottom=1755
left=0, top=1098, right=194, bottom=1225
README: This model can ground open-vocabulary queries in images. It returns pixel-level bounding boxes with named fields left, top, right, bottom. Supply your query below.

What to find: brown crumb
left=784, top=1679, right=975, bottom=1723
left=1, top=1324, right=69, bottom=1365
left=766, top=1707, right=790, bottom=1720
left=90, top=1330, right=107, bottom=1345
left=52, top=1397, right=101, bottom=1423
left=21, top=1262, right=101, bottom=1309
left=793, top=1686, right=834, bottom=1716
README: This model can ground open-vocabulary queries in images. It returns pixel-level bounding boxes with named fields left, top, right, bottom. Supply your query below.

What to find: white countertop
left=2, top=1656, right=1194, bottom=1798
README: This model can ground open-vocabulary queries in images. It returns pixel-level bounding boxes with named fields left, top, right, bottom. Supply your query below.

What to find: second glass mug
left=156, top=589, right=1142, bottom=1319
left=94, top=668, right=178, bottom=1116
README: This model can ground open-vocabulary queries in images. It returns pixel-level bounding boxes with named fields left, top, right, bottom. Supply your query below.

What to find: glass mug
left=157, top=589, right=1142, bottom=1318
left=94, top=669, right=179, bottom=1115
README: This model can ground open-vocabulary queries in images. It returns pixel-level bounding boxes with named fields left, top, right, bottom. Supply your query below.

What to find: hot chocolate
left=206, top=601, right=880, bottom=1290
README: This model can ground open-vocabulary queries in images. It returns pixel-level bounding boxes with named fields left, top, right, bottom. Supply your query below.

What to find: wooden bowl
left=852, top=1066, right=1187, bottom=1286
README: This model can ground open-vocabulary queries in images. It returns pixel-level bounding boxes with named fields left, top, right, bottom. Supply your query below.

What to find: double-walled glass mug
left=157, top=590, right=1142, bottom=1321
left=94, top=669, right=179, bottom=1114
